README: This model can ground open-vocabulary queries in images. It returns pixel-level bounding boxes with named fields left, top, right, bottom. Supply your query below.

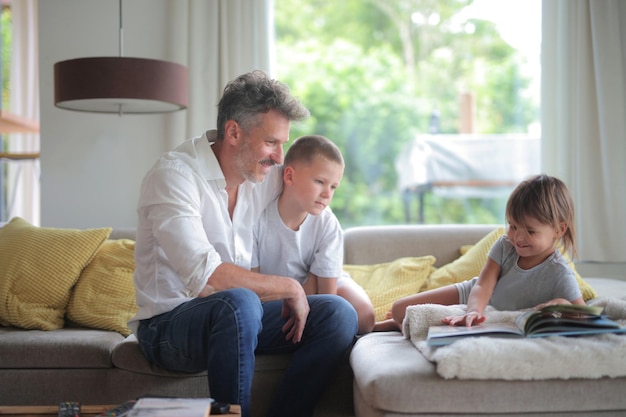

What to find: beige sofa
left=1, top=224, right=625, bottom=417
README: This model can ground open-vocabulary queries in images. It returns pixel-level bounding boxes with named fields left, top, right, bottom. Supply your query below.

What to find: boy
left=252, top=135, right=375, bottom=334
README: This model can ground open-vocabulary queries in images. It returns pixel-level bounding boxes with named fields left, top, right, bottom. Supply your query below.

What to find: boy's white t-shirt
left=252, top=198, right=343, bottom=284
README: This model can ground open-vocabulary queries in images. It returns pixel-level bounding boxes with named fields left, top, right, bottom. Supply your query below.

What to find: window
left=0, top=1, right=40, bottom=226
left=0, top=4, right=13, bottom=222
left=274, top=0, right=541, bottom=227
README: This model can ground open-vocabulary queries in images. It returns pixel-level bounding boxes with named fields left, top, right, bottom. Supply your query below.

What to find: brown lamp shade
left=54, top=57, right=188, bottom=114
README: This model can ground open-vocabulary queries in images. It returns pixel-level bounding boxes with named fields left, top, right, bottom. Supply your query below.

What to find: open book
left=427, top=304, right=626, bottom=347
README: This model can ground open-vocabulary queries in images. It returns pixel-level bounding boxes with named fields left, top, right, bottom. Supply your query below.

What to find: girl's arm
left=535, top=296, right=585, bottom=309
left=443, top=257, right=501, bottom=326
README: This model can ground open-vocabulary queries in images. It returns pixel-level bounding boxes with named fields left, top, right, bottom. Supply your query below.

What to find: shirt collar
left=195, top=129, right=225, bottom=185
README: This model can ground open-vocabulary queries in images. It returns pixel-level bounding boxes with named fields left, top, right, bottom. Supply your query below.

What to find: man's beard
left=234, top=140, right=274, bottom=183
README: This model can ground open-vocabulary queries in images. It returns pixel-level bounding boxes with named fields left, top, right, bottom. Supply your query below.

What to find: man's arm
left=203, top=263, right=303, bottom=301
left=202, top=263, right=310, bottom=343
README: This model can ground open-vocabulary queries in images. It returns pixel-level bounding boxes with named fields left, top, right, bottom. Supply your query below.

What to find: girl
left=374, top=174, right=584, bottom=331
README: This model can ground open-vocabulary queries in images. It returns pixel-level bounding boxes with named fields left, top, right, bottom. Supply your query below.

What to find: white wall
left=38, top=0, right=187, bottom=229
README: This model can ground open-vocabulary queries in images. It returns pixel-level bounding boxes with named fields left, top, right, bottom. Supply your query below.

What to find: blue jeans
left=136, top=288, right=358, bottom=417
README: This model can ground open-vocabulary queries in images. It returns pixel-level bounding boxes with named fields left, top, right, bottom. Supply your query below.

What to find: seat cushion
left=0, top=327, right=123, bottom=368
left=112, top=334, right=207, bottom=377
left=351, top=332, right=626, bottom=414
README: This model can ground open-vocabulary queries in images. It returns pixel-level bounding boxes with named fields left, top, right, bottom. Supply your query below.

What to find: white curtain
left=6, top=0, right=40, bottom=226
left=165, top=0, right=273, bottom=149
left=542, top=0, right=626, bottom=262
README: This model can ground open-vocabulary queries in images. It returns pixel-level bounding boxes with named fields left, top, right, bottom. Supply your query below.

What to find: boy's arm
left=302, top=273, right=318, bottom=295
left=306, top=273, right=338, bottom=295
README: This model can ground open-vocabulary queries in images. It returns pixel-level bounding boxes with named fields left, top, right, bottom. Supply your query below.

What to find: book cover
left=427, top=304, right=626, bottom=346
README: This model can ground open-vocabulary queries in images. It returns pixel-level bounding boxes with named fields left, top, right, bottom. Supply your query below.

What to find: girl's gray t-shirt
left=455, top=235, right=581, bottom=310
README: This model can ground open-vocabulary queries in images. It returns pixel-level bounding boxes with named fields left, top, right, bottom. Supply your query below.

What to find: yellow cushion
left=557, top=242, right=598, bottom=301
left=459, top=244, right=473, bottom=256
left=0, top=217, right=111, bottom=330
left=345, top=256, right=436, bottom=321
left=427, top=227, right=597, bottom=301
left=426, top=227, right=505, bottom=291
left=67, top=239, right=138, bottom=336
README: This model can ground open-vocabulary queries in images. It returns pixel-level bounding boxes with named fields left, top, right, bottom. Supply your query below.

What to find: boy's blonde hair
left=505, top=174, right=576, bottom=257
left=284, top=135, right=344, bottom=167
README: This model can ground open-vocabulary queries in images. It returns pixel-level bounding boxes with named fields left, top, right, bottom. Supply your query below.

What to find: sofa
left=1, top=221, right=625, bottom=417
left=344, top=225, right=626, bottom=417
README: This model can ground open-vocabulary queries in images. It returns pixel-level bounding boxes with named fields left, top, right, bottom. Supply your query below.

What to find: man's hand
left=280, top=286, right=310, bottom=343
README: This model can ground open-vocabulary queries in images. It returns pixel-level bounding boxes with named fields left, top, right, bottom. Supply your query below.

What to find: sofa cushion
left=111, top=334, right=292, bottom=377
left=0, top=327, right=122, bottom=369
left=345, top=256, right=436, bottom=321
left=0, top=217, right=111, bottom=330
left=427, top=226, right=598, bottom=301
left=426, top=227, right=504, bottom=291
left=67, top=239, right=138, bottom=336
left=558, top=244, right=598, bottom=300
left=111, top=335, right=206, bottom=377
left=351, top=331, right=626, bottom=414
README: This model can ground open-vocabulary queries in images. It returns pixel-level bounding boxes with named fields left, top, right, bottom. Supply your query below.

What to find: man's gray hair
left=216, top=70, right=310, bottom=139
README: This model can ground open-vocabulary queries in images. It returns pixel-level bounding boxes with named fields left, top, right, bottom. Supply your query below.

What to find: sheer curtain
left=542, top=0, right=626, bottom=262
left=6, top=0, right=40, bottom=226
left=165, top=0, right=273, bottom=149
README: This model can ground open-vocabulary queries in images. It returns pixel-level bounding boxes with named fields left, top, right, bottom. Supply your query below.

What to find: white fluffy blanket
left=403, top=297, right=626, bottom=380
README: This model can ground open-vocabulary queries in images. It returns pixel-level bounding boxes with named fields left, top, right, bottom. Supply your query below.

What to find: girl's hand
left=442, top=312, right=486, bottom=327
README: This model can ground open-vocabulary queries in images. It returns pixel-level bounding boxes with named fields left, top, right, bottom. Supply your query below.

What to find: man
left=129, top=71, right=358, bottom=417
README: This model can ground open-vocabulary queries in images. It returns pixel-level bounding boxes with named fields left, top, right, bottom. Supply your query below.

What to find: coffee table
left=0, top=404, right=241, bottom=416
left=0, top=405, right=115, bottom=417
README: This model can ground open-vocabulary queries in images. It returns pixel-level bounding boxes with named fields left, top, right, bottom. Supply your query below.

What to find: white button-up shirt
left=128, top=130, right=282, bottom=333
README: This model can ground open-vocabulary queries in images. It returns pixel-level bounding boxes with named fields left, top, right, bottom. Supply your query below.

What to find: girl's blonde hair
left=505, top=174, right=576, bottom=257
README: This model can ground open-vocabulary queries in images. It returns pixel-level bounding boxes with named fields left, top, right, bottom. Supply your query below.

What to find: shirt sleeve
left=487, top=235, right=507, bottom=265
left=309, top=210, right=344, bottom=279
left=138, top=162, right=222, bottom=297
